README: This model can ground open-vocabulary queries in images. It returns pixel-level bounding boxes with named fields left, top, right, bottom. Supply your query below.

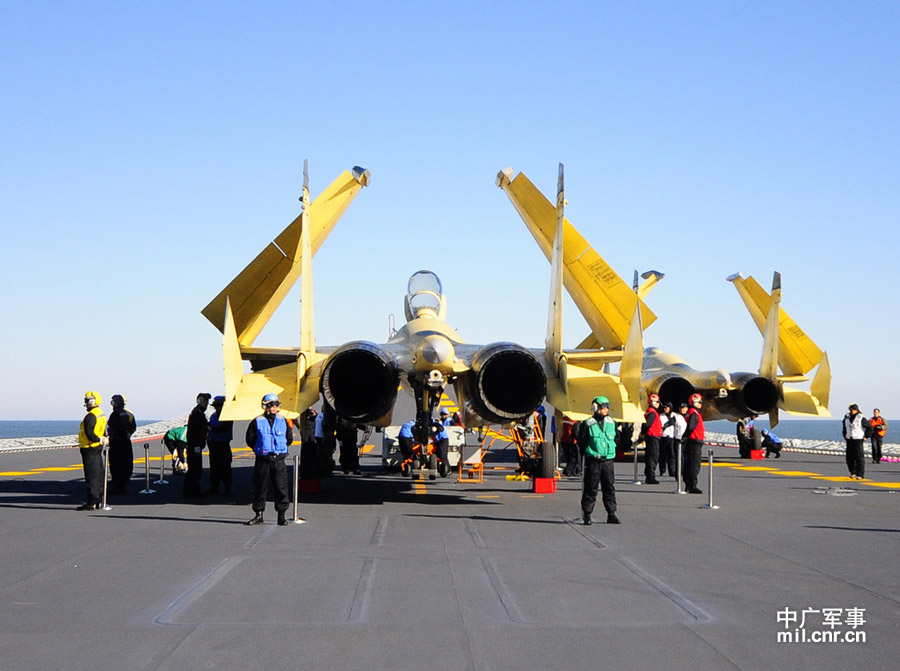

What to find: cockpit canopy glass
left=407, top=270, right=442, bottom=317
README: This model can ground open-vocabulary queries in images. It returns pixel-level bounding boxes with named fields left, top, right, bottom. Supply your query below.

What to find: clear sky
left=1, top=1, right=897, bottom=420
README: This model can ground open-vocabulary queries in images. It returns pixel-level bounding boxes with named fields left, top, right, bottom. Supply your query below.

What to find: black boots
left=277, top=511, right=287, bottom=526
left=246, top=512, right=264, bottom=526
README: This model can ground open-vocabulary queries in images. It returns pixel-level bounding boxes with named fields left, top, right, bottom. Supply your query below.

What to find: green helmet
left=592, top=396, right=610, bottom=407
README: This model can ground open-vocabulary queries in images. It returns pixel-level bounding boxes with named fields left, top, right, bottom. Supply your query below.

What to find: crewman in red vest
left=640, top=394, right=663, bottom=484
left=683, top=393, right=705, bottom=494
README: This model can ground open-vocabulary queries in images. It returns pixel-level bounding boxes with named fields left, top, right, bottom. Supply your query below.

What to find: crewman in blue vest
left=397, top=420, right=415, bottom=461
left=245, top=393, right=293, bottom=526
left=760, top=429, right=783, bottom=458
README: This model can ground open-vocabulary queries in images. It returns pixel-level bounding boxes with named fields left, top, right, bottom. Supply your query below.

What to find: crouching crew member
left=578, top=396, right=620, bottom=525
left=761, top=429, right=783, bottom=458
left=683, top=394, right=705, bottom=494
left=77, top=391, right=107, bottom=510
left=246, top=394, right=292, bottom=526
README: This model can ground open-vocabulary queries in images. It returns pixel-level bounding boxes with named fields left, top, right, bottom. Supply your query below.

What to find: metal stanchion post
left=632, top=440, right=642, bottom=485
left=704, top=449, right=719, bottom=509
left=139, top=442, right=156, bottom=494
left=154, top=440, right=169, bottom=485
left=101, top=446, right=113, bottom=510
left=676, top=441, right=685, bottom=494
left=292, top=453, right=306, bottom=524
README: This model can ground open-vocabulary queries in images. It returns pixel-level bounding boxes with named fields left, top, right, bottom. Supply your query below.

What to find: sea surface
left=0, top=420, right=160, bottom=440
left=0, top=418, right=891, bottom=442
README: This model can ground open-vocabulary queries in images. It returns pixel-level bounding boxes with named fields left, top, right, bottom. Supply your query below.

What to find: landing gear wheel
left=428, top=454, right=437, bottom=480
left=401, top=461, right=411, bottom=477
left=438, top=460, right=448, bottom=478
left=539, top=441, right=556, bottom=480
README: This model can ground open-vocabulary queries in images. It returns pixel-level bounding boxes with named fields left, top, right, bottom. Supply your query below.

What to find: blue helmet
left=261, top=393, right=280, bottom=409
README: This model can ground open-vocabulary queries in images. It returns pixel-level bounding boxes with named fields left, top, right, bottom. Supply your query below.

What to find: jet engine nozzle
left=464, top=343, right=546, bottom=424
left=644, top=372, right=695, bottom=407
left=321, top=341, right=398, bottom=423
left=716, top=373, right=780, bottom=417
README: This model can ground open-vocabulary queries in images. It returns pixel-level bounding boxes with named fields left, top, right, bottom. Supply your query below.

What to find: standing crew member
left=683, top=394, right=705, bottom=494
left=246, top=393, right=292, bottom=526
left=869, top=409, right=888, bottom=464
left=560, top=414, right=581, bottom=477
left=578, top=396, right=620, bottom=525
left=106, top=394, right=136, bottom=495
left=842, top=404, right=870, bottom=480
left=207, top=396, right=234, bottom=494
left=640, top=394, right=663, bottom=484
left=338, top=418, right=362, bottom=475
left=659, top=401, right=677, bottom=477
left=77, top=391, right=107, bottom=510
left=184, top=393, right=210, bottom=499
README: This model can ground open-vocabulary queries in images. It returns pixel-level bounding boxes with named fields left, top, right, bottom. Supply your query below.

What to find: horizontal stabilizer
left=219, top=355, right=327, bottom=422
left=728, top=273, right=823, bottom=376
left=498, top=170, right=656, bottom=349
left=202, top=167, right=370, bottom=346
left=546, top=359, right=644, bottom=423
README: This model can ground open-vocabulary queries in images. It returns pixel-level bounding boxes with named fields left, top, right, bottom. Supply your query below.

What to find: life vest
left=844, top=414, right=866, bottom=440
left=871, top=416, right=887, bottom=438
left=686, top=407, right=705, bottom=441
left=644, top=406, right=663, bottom=437
left=583, top=415, right=617, bottom=460
left=253, top=415, right=289, bottom=455
left=208, top=413, right=233, bottom=442
left=78, top=407, right=107, bottom=448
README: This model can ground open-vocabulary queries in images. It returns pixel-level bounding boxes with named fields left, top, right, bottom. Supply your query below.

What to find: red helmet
left=648, top=393, right=660, bottom=404
left=690, top=393, right=703, bottom=407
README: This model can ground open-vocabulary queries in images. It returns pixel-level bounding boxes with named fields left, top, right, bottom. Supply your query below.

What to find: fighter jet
left=202, top=163, right=645, bottom=477
left=497, top=168, right=831, bottom=428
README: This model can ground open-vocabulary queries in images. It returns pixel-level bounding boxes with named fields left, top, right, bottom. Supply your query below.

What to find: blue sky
left=2, top=1, right=897, bottom=420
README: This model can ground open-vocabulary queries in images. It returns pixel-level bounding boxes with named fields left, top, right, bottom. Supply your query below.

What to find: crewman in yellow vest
left=77, top=391, right=108, bottom=510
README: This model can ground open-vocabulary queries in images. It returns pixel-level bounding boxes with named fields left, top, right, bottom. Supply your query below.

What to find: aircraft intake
left=321, top=341, right=398, bottom=423
left=651, top=373, right=695, bottom=407
left=465, top=343, right=546, bottom=424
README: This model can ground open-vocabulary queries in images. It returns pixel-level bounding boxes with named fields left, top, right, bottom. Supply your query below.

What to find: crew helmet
left=211, top=395, right=225, bottom=407
left=440, top=408, right=449, bottom=416
left=690, top=393, right=703, bottom=407
left=84, top=391, right=101, bottom=409
left=648, top=393, right=660, bottom=404
left=196, top=392, right=212, bottom=405
left=761, top=429, right=769, bottom=436
left=110, top=394, right=126, bottom=408
left=262, top=393, right=281, bottom=409
left=592, top=395, right=610, bottom=410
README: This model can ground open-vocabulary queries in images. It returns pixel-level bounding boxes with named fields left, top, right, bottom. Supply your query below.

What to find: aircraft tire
left=539, top=441, right=556, bottom=479
left=428, top=454, right=438, bottom=480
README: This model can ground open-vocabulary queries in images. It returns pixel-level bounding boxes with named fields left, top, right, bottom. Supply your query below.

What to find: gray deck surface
left=2, top=438, right=898, bottom=671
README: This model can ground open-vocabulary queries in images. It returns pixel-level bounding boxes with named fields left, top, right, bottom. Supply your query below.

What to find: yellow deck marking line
left=413, top=483, right=427, bottom=495
left=862, top=482, right=900, bottom=488
left=772, top=471, right=822, bottom=477
left=0, top=471, right=38, bottom=477
left=359, top=444, right=374, bottom=454
left=476, top=495, right=499, bottom=499
left=727, top=466, right=778, bottom=471
left=521, top=494, right=544, bottom=498
left=810, top=475, right=858, bottom=482
left=36, top=466, right=83, bottom=472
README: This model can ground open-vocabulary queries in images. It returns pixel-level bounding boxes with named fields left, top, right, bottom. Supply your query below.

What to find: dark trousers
left=208, top=440, right=233, bottom=491
left=80, top=447, right=104, bottom=505
left=846, top=439, right=865, bottom=478
left=398, top=436, right=414, bottom=460
left=433, top=437, right=449, bottom=465
left=581, top=455, right=617, bottom=516
left=108, top=439, right=133, bottom=493
left=643, top=436, right=660, bottom=480
left=339, top=437, right=359, bottom=472
left=659, top=436, right=676, bottom=475
left=183, top=444, right=204, bottom=496
left=252, top=454, right=289, bottom=513
left=561, top=441, right=581, bottom=475
left=871, top=435, right=883, bottom=463
left=683, top=439, right=703, bottom=490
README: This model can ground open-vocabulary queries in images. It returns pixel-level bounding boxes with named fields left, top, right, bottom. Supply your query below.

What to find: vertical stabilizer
left=222, top=298, right=243, bottom=405
left=299, top=159, right=315, bottom=356
left=545, top=163, right=565, bottom=369
left=810, top=351, right=831, bottom=411
left=759, top=272, right=782, bottom=379
left=619, top=302, right=644, bottom=407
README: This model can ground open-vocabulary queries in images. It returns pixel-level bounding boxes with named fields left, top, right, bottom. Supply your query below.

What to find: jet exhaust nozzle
left=652, top=374, right=695, bottom=407
left=321, top=341, right=398, bottom=423
left=465, top=343, right=546, bottom=424
left=729, top=373, right=780, bottom=416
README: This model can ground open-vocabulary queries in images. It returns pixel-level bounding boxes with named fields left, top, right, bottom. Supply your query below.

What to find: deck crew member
left=842, top=404, right=870, bottom=480
left=207, top=396, right=233, bottom=494
left=640, top=394, right=663, bottom=484
left=869, top=409, right=887, bottom=464
left=246, top=393, right=292, bottom=526
left=184, top=393, right=210, bottom=499
left=578, top=396, right=620, bottom=525
left=659, top=401, right=677, bottom=477
left=77, top=391, right=107, bottom=510
left=397, top=420, right=415, bottom=461
left=683, top=394, right=705, bottom=494
left=106, top=394, right=136, bottom=495
left=761, top=429, right=783, bottom=458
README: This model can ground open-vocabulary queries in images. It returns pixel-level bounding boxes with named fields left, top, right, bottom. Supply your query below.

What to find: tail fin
left=759, top=272, right=781, bottom=379
left=299, top=159, right=314, bottom=356
left=545, top=163, right=565, bottom=368
left=202, top=166, right=370, bottom=346
left=727, top=272, right=823, bottom=377
left=497, top=168, right=655, bottom=349
left=619, top=302, right=644, bottom=407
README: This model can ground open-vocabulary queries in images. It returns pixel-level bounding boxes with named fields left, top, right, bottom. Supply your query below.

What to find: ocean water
left=704, top=418, right=893, bottom=442
left=0, top=420, right=159, bottom=440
